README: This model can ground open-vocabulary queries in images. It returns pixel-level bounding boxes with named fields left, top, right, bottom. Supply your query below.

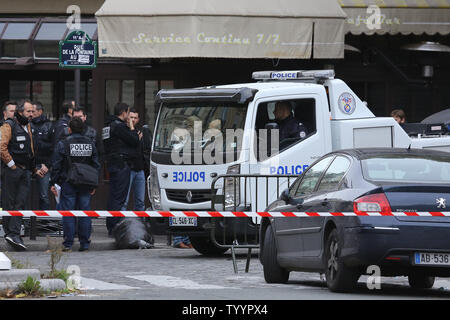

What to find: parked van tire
left=262, top=224, right=289, bottom=284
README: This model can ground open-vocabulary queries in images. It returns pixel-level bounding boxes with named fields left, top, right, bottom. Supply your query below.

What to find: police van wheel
left=190, top=236, right=229, bottom=256
left=261, top=224, right=289, bottom=284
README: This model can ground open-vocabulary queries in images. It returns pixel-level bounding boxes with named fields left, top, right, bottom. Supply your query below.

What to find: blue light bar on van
left=252, top=70, right=335, bottom=81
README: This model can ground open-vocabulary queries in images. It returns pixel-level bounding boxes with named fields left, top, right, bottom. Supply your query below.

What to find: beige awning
left=340, top=0, right=450, bottom=35
left=95, top=0, right=346, bottom=59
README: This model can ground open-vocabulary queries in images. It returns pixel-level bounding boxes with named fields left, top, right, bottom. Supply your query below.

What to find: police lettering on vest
left=70, top=143, right=93, bottom=157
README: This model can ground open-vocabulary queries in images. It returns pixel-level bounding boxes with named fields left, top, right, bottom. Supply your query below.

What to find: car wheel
left=261, top=224, right=289, bottom=284
left=190, top=236, right=229, bottom=256
left=408, top=274, right=435, bottom=289
left=324, top=229, right=359, bottom=292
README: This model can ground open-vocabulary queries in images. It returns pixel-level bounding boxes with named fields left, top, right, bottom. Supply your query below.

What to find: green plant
left=17, top=276, right=43, bottom=297
left=45, top=269, right=70, bottom=283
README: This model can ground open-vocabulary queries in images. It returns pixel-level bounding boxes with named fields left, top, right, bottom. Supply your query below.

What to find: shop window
left=79, top=23, right=97, bottom=39
left=1, top=22, right=36, bottom=57
left=9, top=80, right=31, bottom=100
left=105, top=80, right=135, bottom=116
left=32, top=81, right=54, bottom=120
left=8, top=80, right=55, bottom=120
left=64, top=80, right=92, bottom=120
left=34, top=22, right=67, bottom=58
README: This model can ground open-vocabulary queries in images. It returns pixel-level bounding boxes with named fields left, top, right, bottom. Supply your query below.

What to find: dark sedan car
left=259, top=148, right=450, bottom=292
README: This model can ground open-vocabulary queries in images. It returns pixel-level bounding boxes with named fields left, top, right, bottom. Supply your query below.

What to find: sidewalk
left=0, top=219, right=170, bottom=252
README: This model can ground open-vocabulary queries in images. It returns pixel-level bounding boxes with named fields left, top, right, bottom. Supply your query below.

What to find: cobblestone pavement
left=4, top=243, right=450, bottom=300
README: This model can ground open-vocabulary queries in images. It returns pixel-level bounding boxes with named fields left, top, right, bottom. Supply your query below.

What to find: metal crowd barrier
left=210, top=174, right=298, bottom=273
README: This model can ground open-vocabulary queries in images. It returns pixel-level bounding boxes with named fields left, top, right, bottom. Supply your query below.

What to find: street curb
left=0, top=269, right=40, bottom=283
left=0, top=238, right=117, bottom=252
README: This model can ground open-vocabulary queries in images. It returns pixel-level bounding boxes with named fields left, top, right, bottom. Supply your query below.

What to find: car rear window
left=362, top=155, right=450, bottom=184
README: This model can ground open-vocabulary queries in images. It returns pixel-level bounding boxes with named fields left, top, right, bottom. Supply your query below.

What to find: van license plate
left=169, top=217, right=197, bottom=227
left=414, top=252, right=450, bottom=266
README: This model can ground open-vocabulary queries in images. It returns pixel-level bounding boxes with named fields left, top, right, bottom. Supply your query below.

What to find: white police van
left=148, top=70, right=450, bottom=255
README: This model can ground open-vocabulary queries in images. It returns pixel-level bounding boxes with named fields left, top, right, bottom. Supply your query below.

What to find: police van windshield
left=154, top=102, right=248, bottom=153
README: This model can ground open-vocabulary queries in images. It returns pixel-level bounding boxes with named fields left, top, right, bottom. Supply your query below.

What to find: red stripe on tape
left=405, top=212, right=419, bottom=216
left=59, top=211, right=75, bottom=217
left=281, top=212, right=295, bottom=217
left=330, top=212, right=344, bottom=216
left=430, top=212, right=444, bottom=216
left=84, top=211, right=100, bottom=217
left=9, top=211, right=23, bottom=217
left=133, top=211, right=149, bottom=217
left=257, top=212, right=272, bottom=217
left=108, top=211, right=125, bottom=217
left=33, top=211, right=49, bottom=217
left=233, top=212, right=248, bottom=217
left=183, top=211, right=199, bottom=217
left=208, top=211, right=224, bottom=217
left=306, top=212, right=320, bottom=217
left=158, top=211, right=174, bottom=217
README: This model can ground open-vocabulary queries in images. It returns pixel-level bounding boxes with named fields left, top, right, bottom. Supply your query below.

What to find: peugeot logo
left=186, top=191, right=193, bottom=203
left=436, top=198, right=446, bottom=209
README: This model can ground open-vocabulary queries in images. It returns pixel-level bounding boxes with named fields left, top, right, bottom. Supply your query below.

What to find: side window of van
left=254, top=98, right=316, bottom=161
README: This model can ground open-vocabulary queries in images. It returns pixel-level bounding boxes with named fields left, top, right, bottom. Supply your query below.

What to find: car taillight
left=353, top=193, right=392, bottom=215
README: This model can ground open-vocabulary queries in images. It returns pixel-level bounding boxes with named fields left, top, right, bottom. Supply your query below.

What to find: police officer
left=0, top=99, right=45, bottom=251
left=31, top=101, right=53, bottom=210
left=1, top=101, right=17, bottom=127
left=72, top=106, right=104, bottom=165
left=103, top=102, right=140, bottom=235
left=52, top=99, right=75, bottom=145
left=50, top=117, right=100, bottom=252
left=274, top=101, right=308, bottom=142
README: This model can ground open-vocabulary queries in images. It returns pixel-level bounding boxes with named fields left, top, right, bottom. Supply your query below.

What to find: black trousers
left=106, top=164, right=131, bottom=233
left=1, top=166, right=31, bottom=237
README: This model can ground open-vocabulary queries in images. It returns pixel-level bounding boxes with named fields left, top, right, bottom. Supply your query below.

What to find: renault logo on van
left=186, top=191, right=193, bottom=203
left=436, top=198, right=446, bottom=209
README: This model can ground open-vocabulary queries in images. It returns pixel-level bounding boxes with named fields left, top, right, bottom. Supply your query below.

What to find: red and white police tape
left=0, top=210, right=450, bottom=218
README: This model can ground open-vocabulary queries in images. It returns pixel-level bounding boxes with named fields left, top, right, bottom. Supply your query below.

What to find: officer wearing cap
left=102, top=102, right=140, bottom=235
left=50, top=117, right=100, bottom=251
left=274, top=101, right=308, bottom=142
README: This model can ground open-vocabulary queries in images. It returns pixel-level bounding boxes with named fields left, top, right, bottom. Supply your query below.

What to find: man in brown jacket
left=0, top=99, right=45, bottom=250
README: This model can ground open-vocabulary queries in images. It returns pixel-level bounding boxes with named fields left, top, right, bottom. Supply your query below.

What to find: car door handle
left=321, top=199, right=329, bottom=206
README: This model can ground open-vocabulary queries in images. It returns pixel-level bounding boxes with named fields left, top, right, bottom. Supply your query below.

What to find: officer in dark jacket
left=52, top=99, right=74, bottom=145
left=103, top=102, right=140, bottom=234
left=31, top=101, right=53, bottom=210
left=72, top=106, right=104, bottom=166
left=0, top=99, right=45, bottom=251
left=50, top=117, right=100, bottom=251
left=274, top=101, right=308, bottom=142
